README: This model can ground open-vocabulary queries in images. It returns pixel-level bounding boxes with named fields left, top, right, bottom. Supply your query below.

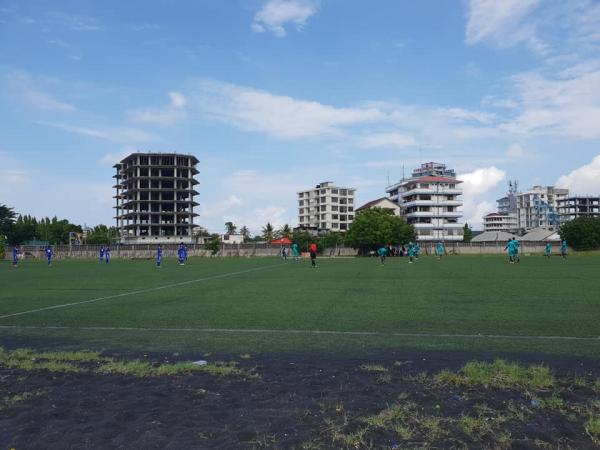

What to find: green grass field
left=1, top=255, right=599, bottom=357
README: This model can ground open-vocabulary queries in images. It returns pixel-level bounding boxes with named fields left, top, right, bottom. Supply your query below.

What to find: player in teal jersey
left=561, top=239, right=568, bottom=259
left=436, top=241, right=444, bottom=260
left=292, top=242, right=299, bottom=261
left=545, top=242, right=551, bottom=259
left=377, top=246, right=387, bottom=265
left=408, top=241, right=415, bottom=264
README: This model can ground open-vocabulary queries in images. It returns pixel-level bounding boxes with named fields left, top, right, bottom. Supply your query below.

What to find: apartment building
left=516, top=186, right=568, bottom=231
left=386, top=162, right=463, bottom=241
left=297, top=182, right=356, bottom=232
left=557, top=195, right=600, bottom=222
left=483, top=181, right=519, bottom=233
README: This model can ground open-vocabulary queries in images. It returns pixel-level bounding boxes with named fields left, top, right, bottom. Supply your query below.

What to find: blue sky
left=1, top=0, right=600, bottom=233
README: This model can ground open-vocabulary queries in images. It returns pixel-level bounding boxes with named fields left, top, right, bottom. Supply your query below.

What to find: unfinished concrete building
left=114, top=153, right=199, bottom=243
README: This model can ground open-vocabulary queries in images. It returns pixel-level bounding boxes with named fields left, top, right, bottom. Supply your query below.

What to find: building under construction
left=114, top=152, right=199, bottom=243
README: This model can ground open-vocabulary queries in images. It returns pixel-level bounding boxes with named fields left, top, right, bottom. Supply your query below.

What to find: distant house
left=471, top=231, right=518, bottom=243
left=221, top=234, right=244, bottom=244
left=355, top=197, right=401, bottom=217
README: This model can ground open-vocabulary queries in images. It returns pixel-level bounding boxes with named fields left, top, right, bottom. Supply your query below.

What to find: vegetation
left=84, top=224, right=119, bottom=245
left=560, top=216, right=600, bottom=250
left=239, top=225, right=250, bottom=242
left=205, top=235, right=222, bottom=255
left=345, top=208, right=415, bottom=252
left=1, top=256, right=600, bottom=357
left=435, top=359, right=555, bottom=390
left=463, top=223, right=473, bottom=242
left=224, top=221, right=237, bottom=235
left=0, top=234, right=6, bottom=259
left=262, top=222, right=274, bottom=241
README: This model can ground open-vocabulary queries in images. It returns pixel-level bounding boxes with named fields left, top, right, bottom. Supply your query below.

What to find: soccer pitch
left=1, top=255, right=599, bottom=356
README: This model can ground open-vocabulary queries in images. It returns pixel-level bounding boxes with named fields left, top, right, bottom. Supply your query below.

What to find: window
left=332, top=214, right=338, bottom=220
left=299, top=200, right=304, bottom=206
left=340, top=215, right=347, bottom=221
left=348, top=207, right=353, bottom=212
left=321, top=214, right=326, bottom=220
left=340, top=223, right=347, bottom=230
left=348, top=215, right=354, bottom=221
left=320, top=189, right=326, bottom=194
left=320, top=205, right=327, bottom=211
left=340, top=189, right=347, bottom=195
left=320, top=196, right=326, bottom=203
left=331, top=205, right=338, bottom=211
left=332, top=189, right=338, bottom=194
left=332, top=223, right=339, bottom=228
left=332, top=197, right=338, bottom=203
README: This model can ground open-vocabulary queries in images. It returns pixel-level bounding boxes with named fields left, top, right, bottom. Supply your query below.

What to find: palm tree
left=279, top=224, right=292, bottom=238
left=224, top=221, right=237, bottom=235
left=239, top=225, right=250, bottom=242
left=262, top=223, right=274, bottom=242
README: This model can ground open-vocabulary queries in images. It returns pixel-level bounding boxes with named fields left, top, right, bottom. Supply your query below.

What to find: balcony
left=403, top=188, right=462, bottom=197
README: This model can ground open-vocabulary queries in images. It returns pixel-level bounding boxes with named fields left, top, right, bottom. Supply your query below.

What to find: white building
left=516, top=186, right=568, bottom=231
left=557, top=195, right=600, bottom=222
left=483, top=212, right=518, bottom=232
left=355, top=197, right=401, bottom=216
left=386, top=162, right=463, bottom=241
left=297, top=181, right=356, bottom=232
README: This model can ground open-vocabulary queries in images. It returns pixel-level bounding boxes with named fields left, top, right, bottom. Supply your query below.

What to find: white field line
left=0, top=263, right=284, bottom=320
left=0, top=325, right=598, bottom=342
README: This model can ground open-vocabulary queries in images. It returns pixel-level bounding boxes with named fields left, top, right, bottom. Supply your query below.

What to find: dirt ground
left=1, top=343, right=599, bottom=449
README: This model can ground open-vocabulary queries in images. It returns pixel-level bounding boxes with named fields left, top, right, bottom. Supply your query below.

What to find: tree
left=262, top=223, right=274, bottom=242
left=0, top=234, right=6, bottom=259
left=206, top=234, right=222, bottom=255
left=0, top=204, right=16, bottom=240
left=277, top=224, right=292, bottom=238
left=239, top=225, right=250, bottom=242
left=560, top=217, right=600, bottom=250
left=85, top=225, right=119, bottom=245
left=224, top=221, right=237, bottom=235
left=463, top=223, right=473, bottom=242
left=345, top=208, right=415, bottom=253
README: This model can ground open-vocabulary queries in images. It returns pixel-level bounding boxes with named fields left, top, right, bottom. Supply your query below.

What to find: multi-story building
left=557, top=195, right=600, bottom=222
left=114, top=152, right=199, bottom=243
left=297, top=181, right=356, bottom=232
left=483, top=213, right=519, bottom=232
left=516, top=185, right=568, bottom=231
left=483, top=181, right=519, bottom=233
left=386, top=162, right=464, bottom=241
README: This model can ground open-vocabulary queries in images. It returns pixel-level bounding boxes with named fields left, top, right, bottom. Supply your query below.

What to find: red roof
left=414, top=176, right=462, bottom=184
left=271, top=237, right=293, bottom=244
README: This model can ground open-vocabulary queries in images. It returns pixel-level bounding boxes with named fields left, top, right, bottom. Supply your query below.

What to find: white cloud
left=128, top=92, right=187, bottom=126
left=46, top=12, right=104, bottom=31
left=465, top=0, right=541, bottom=48
left=24, top=89, right=76, bottom=112
left=252, top=0, right=318, bottom=37
left=188, top=78, right=383, bottom=139
left=359, top=132, right=416, bottom=149
left=505, top=143, right=530, bottom=159
left=99, top=147, right=138, bottom=166
left=556, top=154, right=600, bottom=194
left=500, top=65, right=600, bottom=139
left=460, top=166, right=506, bottom=227
left=38, top=121, right=159, bottom=143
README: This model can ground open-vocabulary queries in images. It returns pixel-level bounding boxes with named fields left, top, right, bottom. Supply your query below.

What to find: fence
left=3, top=241, right=566, bottom=260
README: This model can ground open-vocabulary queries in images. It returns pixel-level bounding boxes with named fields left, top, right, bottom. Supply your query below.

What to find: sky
left=1, top=0, right=600, bottom=234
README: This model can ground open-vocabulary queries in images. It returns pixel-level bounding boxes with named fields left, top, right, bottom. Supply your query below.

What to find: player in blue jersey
left=12, top=246, right=19, bottom=268
left=99, top=245, right=105, bottom=262
left=157, top=245, right=163, bottom=268
left=178, top=244, right=186, bottom=265
left=561, top=239, right=568, bottom=259
left=436, top=241, right=444, bottom=260
left=545, top=242, right=551, bottom=259
left=45, top=245, right=53, bottom=267
left=281, top=245, right=287, bottom=261
left=104, top=246, right=110, bottom=264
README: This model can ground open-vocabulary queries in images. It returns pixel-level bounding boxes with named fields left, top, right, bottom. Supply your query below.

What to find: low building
left=557, top=195, right=600, bottom=222
left=520, top=228, right=561, bottom=242
left=297, top=181, right=356, bottom=232
left=471, top=231, right=518, bottom=243
left=355, top=197, right=401, bottom=216
left=221, top=234, right=244, bottom=244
